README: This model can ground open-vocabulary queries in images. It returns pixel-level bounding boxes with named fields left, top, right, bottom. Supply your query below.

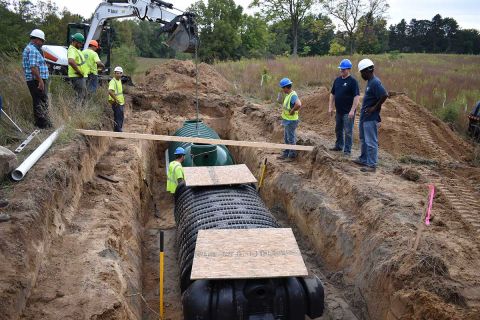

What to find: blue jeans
left=359, top=119, right=378, bottom=167
left=112, top=104, right=124, bottom=132
left=87, top=74, right=99, bottom=93
left=335, top=113, right=354, bottom=154
left=282, top=119, right=299, bottom=158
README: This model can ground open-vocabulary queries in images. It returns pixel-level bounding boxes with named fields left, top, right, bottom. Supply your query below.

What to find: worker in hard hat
left=353, top=59, right=388, bottom=172
left=167, top=147, right=186, bottom=193
left=278, top=77, right=302, bottom=162
left=108, top=66, right=125, bottom=132
left=328, top=59, right=360, bottom=156
left=83, top=40, right=105, bottom=93
left=22, top=29, right=52, bottom=129
left=67, top=33, right=88, bottom=101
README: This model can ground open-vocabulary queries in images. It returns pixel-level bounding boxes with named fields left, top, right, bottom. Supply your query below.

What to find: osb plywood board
left=183, top=164, right=257, bottom=187
left=191, top=228, right=308, bottom=280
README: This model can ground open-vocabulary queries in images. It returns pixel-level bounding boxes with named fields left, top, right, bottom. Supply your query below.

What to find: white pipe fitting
left=11, top=126, right=64, bottom=181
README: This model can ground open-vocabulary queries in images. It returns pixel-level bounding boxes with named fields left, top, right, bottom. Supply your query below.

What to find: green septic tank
left=168, top=120, right=234, bottom=167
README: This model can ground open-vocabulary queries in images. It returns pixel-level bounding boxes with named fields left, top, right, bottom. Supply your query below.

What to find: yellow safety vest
left=67, top=45, right=88, bottom=78
left=166, top=161, right=184, bottom=193
left=108, top=78, right=125, bottom=105
left=281, top=91, right=299, bottom=121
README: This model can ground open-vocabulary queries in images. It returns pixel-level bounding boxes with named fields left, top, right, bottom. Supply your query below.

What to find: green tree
left=267, top=19, right=291, bottom=55
left=298, top=14, right=335, bottom=55
left=239, top=13, right=271, bottom=58
left=0, top=3, right=33, bottom=51
left=355, top=13, right=388, bottom=54
left=328, top=39, right=346, bottom=55
left=388, top=19, right=407, bottom=51
left=324, top=0, right=388, bottom=54
left=112, top=44, right=137, bottom=75
left=132, top=20, right=176, bottom=58
left=250, top=0, right=321, bottom=56
left=190, top=0, right=243, bottom=62
left=12, top=0, right=34, bottom=22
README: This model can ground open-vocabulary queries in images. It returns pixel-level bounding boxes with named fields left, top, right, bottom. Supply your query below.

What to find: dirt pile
left=300, top=88, right=474, bottom=162
left=131, top=60, right=241, bottom=119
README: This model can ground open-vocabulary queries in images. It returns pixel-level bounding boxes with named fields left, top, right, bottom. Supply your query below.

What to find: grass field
left=134, top=57, right=167, bottom=78
left=215, top=54, right=480, bottom=131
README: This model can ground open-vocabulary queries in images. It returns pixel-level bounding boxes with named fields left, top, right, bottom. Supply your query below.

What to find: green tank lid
left=168, top=120, right=234, bottom=167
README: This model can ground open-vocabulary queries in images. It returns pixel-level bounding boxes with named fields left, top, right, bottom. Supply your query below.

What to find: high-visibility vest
left=108, top=78, right=125, bottom=105
left=67, top=45, right=88, bottom=78
left=166, top=160, right=184, bottom=193
left=281, top=90, right=299, bottom=121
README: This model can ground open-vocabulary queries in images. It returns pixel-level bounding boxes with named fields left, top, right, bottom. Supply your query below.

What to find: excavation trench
left=3, top=60, right=479, bottom=320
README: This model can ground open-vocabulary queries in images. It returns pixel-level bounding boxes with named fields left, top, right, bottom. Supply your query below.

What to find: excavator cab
left=66, top=23, right=90, bottom=46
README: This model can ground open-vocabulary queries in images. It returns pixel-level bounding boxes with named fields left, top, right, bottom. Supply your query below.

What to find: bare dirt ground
left=0, top=60, right=479, bottom=320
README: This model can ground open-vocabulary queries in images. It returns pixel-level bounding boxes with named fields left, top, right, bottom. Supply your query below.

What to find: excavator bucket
left=166, top=15, right=198, bottom=53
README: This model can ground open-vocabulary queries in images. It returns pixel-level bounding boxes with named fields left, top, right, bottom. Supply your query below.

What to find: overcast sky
left=58, top=0, right=480, bottom=30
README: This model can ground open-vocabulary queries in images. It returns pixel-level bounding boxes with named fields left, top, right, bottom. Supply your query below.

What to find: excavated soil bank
left=1, top=60, right=479, bottom=320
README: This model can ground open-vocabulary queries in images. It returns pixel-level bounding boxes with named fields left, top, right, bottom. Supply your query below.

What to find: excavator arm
left=84, top=0, right=197, bottom=53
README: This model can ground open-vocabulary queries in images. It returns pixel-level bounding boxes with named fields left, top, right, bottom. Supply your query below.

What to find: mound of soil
left=131, top=60, right=241, bottom=120
left=300, top=88, right=473, bottom=162
left=141, top=60, right=233, bottom=94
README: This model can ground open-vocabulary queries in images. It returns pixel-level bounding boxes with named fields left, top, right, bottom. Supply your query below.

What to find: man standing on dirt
left=353, top=59, right=388, bottom=172
left=22, top=29, right=52, bottom=129
left=68, top=33, right=88, bottom=101
left=83, top=40, right=104, bottom=93
left=328, top=59, right=360, bottom=156
left=108, top=66, right=125, bottom=132
left=278, top=78, right=302, bottom=162
left=167, top=147, right=186, bottom=194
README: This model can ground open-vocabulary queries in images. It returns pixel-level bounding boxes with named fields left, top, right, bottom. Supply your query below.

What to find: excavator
left=42, top=0, right=197, bottom=80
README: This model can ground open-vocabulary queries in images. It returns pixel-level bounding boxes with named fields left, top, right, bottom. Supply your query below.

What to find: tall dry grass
left=215, top=53, right=480, bottom=131
left=0, top=55, right=109, bottom=146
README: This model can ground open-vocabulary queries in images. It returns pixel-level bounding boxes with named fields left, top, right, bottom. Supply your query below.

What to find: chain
left=194, top=39, right=200, bottom=135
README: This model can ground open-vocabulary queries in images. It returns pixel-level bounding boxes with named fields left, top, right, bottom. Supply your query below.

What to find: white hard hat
left=30, top=29, right=45, bottom=41
left=358, top=58, right=374, bottom=72
left=114, top=66, right=123, bottom=73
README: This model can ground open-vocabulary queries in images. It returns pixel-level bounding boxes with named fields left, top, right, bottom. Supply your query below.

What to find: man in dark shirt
left=353, top=58, right=388, bottom=172
left=328, top=59, right=360, bottom=156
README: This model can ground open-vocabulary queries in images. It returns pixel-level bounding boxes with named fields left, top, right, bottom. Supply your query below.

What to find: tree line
left=1, top=0, right=479, bottom=63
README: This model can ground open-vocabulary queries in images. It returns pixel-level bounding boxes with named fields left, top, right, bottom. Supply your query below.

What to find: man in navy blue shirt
left=353, top=59, right=388, bottom=172
left=328, top=59, right=360, bottom=156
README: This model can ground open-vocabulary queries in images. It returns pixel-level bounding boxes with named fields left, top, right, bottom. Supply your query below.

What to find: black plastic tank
left=174, top=183, right=325, bottom=320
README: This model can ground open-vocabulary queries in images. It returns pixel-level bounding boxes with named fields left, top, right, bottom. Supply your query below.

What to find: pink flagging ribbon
left=425, top=184, right=435, bottom=226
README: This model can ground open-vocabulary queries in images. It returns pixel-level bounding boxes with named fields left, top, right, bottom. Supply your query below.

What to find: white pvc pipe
left=11, top=126, right=64, bottom=181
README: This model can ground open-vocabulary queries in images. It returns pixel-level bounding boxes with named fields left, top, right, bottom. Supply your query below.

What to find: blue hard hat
left=174, top=147, right=186, bottom=155
left=279, top=77, right=293, bottom=88
left=338, top=59, right=353, bottom=70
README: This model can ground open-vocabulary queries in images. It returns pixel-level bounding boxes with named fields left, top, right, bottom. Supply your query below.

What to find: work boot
left=0, top=199, right=8, bottom=208
left=0, top=213, right=10, bottom=222
left=352, top=159, right=366, bottom=166
left=329, top=147, right=342, bottom=151
left=360, top=166, right=376, bottom=173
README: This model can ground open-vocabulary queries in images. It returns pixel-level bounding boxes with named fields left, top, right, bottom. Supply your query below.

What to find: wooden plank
left=183, top=164, right=257, bottom=187
left=190, top=228, right=308, bottom=280
left=77, top=129, right=314, bottom=152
